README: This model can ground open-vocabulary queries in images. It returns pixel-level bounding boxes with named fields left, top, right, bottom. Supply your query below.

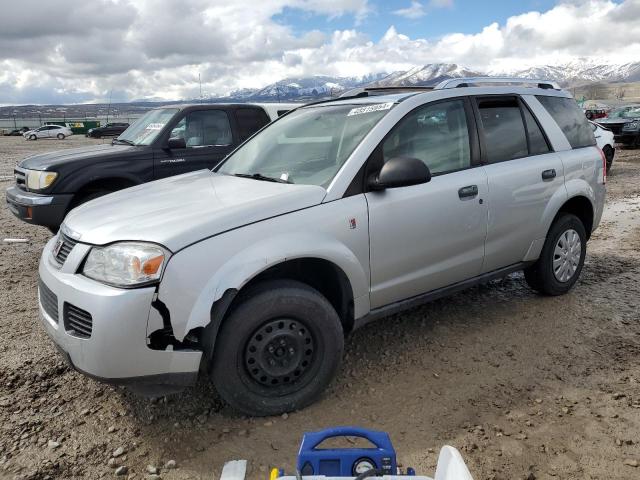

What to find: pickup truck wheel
left=211, top=279, right=344, bottom=416
left=70, top=189, right=111, bottom=210
left=524, top=213, right=587, bottom=296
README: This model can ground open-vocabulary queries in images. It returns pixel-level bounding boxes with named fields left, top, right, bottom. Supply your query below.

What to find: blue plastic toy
left=296, top=426, right=398, bottom=477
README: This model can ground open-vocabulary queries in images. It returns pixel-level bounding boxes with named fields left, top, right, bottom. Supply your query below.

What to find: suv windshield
left=117, top=108, right=178, bottom=145
left=609, top=106, right=640, bottom=119
left=217, top=102, right=395, bottom=187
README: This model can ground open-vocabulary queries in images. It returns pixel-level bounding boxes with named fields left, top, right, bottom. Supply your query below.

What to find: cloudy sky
left=0, top=0, right=639, bottom=104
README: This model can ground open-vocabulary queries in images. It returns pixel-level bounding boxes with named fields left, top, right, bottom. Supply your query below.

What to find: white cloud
left=393, top=1, right=427, bottom=19
left=0, top=0, right=639, bottom=104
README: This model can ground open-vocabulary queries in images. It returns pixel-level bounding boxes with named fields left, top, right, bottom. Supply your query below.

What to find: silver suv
left=37, top=78, right=606, bottom=415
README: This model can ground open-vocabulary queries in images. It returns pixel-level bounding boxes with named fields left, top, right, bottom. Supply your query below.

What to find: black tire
left=211, top=279, right=344, bottom=416
left=29, top=134, right=36, bottom=140
left=603, top=145, right=614, bottom=173
left=524, top=213, right=587, bottom=296
left=56, top=133, right=65, bottom=140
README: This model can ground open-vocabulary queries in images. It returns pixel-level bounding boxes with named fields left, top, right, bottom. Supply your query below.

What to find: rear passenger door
left=234, top=107, right=271, bottom=143
left=476, top=96, right=565, bottom=273
left=154, top=109, right=234, bottom=179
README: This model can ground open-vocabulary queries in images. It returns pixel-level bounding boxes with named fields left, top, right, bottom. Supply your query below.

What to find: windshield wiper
left=112, top=138, right=135, bottom=146
left=233, top=173, right=293, bottom=184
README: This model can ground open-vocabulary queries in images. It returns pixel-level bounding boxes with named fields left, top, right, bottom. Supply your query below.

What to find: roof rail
left=435, top=77, right=561, bottom=90
left=339, top=86, right=434, bottom=98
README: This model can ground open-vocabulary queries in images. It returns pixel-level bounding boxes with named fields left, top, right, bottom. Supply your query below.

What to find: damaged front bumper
left=38, top=236, right=202, bottom=394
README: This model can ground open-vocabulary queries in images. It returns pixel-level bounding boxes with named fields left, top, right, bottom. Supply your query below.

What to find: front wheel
left=57, top=133, right=65, bottom=140
left=211, top=280, right=344, bottom=416
left=603, top=145, right=614, bottom=173
left=28, top=134, right=36, bottom=140
left=524, top=213, right=587, bottom=295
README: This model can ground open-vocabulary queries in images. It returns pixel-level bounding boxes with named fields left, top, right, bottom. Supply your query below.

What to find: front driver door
left=154, top=109, right=235, bottom=179
left=366, top=98, right=489, bottom=309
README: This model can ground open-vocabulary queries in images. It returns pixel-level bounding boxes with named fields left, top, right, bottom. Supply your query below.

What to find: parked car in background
left=3, top=127, right=30, bottom=136
left=590, top=121, right=615, bottom=172
left=6, top=103, right=298, bottom=230
left=86, top=122, right=129, bottom=138
left=584, top=108, right=607, bottom=120
left=596, top=104, right=640, bottom=146
left=23, top=125, right=73, bottom=140
left=35, top=78, right=605, bottom=415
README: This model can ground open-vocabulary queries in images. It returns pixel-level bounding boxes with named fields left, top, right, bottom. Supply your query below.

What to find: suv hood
left=63, top=170, right=327, bottom=251
left=19, top=143, right=140, bottom=170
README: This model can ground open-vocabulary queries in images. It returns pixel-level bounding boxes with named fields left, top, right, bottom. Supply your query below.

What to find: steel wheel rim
left=244, top=319, right=315, bottom=388
left=553, top=228, right=581, bottom=282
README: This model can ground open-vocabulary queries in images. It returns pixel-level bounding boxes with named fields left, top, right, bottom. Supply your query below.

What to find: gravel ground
left=0, top=135, right=639, bottom=480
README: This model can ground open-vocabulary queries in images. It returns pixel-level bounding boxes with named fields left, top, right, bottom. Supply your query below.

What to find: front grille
left=63, top=303, right=93, bottom=339
left=54, top=234, right=77, bottom=265
left=14, top=168, right=26, bottom=191
left=38, top=280, right=58, bottom=322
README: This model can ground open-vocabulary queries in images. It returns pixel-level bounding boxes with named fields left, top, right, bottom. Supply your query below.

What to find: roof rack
left=339, top=86, right=434, bottom=98
left=435, top=77, right=561, bottom=90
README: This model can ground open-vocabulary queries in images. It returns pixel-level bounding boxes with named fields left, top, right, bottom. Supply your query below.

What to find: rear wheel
left=524, top=213, right=587, bottom=295
left=211, top=280, right=344, bottom=416
left=56, top=133, right=65, bottom=140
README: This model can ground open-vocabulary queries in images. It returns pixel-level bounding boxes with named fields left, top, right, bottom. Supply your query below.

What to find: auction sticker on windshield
left=347, top=102, right=394, bottom=116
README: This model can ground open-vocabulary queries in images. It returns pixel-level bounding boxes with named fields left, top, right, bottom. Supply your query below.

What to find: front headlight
left=25, top=169, right=58, bottom=191
left=83, top=242, right=170, bottom=287
left=624, top=121, right=639, bottom=130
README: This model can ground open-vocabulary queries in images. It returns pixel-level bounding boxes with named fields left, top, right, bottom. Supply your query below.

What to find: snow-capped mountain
left=233, top=73, right=389, bottom=100
left=495, top=59, right=640, bottom=86
left=224, top=61, right=640, bottom=101
left=370, top=64, right=483, bottom=87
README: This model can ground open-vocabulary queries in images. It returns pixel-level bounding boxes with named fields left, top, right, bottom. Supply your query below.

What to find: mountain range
left=224, top=60, right=640, bottom=101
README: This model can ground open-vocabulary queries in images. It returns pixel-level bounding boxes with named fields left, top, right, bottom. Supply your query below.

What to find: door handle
left=458, top=185, right=478, bottom=199
left=541, top=169, right=556, bottom=180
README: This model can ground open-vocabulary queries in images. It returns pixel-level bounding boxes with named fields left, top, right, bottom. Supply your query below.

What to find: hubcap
left=553, top=228, right=581, bottom=282
left=244, top=319, right=314, bottom=387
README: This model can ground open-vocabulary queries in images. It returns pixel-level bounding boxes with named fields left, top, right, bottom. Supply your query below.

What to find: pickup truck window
left=217, top=103, right=393, bottom=187
left=118, top=108, right=179, bottom=146
left=235, top=108, right=270, bottom=142
left=169, top=110, right=232, bottom=147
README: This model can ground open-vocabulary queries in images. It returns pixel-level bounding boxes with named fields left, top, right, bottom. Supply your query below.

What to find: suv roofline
left=435, top=77, right=561, bottom=90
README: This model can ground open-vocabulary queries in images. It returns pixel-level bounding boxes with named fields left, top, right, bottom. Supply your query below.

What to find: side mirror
left=369, top=156, right=431, bottom=191
left=167, top=137, right=186, bottom=149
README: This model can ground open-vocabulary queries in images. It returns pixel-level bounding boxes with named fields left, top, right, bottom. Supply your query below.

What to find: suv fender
left=157, top=231, right=369, bottom=342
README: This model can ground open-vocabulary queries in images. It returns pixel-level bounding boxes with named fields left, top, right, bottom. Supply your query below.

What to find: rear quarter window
left=536, top=96, right=596, bottom=149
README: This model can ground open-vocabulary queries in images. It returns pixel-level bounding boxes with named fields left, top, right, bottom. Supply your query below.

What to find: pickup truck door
left=154, top=109, right=235, bottom=179
left=366, top=98, right=488, bottom=309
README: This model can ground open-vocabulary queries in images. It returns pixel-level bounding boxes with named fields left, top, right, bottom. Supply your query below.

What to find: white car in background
left=23, top=125, right=73, bottom=140
left=590, top=121, right=615, bottom=172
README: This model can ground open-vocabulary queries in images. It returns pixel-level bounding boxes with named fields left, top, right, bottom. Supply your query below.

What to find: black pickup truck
left=6, top=103, right=296, bottom=230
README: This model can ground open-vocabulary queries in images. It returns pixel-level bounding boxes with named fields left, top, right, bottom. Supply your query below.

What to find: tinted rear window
left=536, top=96, right=596, bottom=149
left=477, top=98, right=528, bottom=163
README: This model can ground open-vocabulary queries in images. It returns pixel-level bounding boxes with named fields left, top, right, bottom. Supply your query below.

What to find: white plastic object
left=220, top=460, right=247, bottom=480
left=434, top=446, right=474, bottom=480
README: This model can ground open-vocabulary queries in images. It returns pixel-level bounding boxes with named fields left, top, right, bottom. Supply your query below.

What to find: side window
left=536, top=95, right=596, bottom=149
left=381, top=99, right=471, bottom=175
left=522, top=106, right=551, bottom=155
left=235, top=108, right=270, bottom=142
left=169, top=110, right=232, bottom=147
left=477, top=98, right=528, bottom=163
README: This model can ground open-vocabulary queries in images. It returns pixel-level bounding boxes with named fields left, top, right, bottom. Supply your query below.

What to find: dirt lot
left=1, top=135, right=639, bottom=480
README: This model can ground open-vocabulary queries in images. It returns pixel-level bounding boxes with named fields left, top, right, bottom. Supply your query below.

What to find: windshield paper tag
left=146, top=123, right=165, bottom=130
left=347, top=102, right=394, bottom=116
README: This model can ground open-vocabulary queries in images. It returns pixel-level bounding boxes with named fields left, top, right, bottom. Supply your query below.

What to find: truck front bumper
left=5, top=186, right=73, bottom=228
left=614, top=133, right=639, bottom=146
left=38, top=236, right=201, bottom=394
